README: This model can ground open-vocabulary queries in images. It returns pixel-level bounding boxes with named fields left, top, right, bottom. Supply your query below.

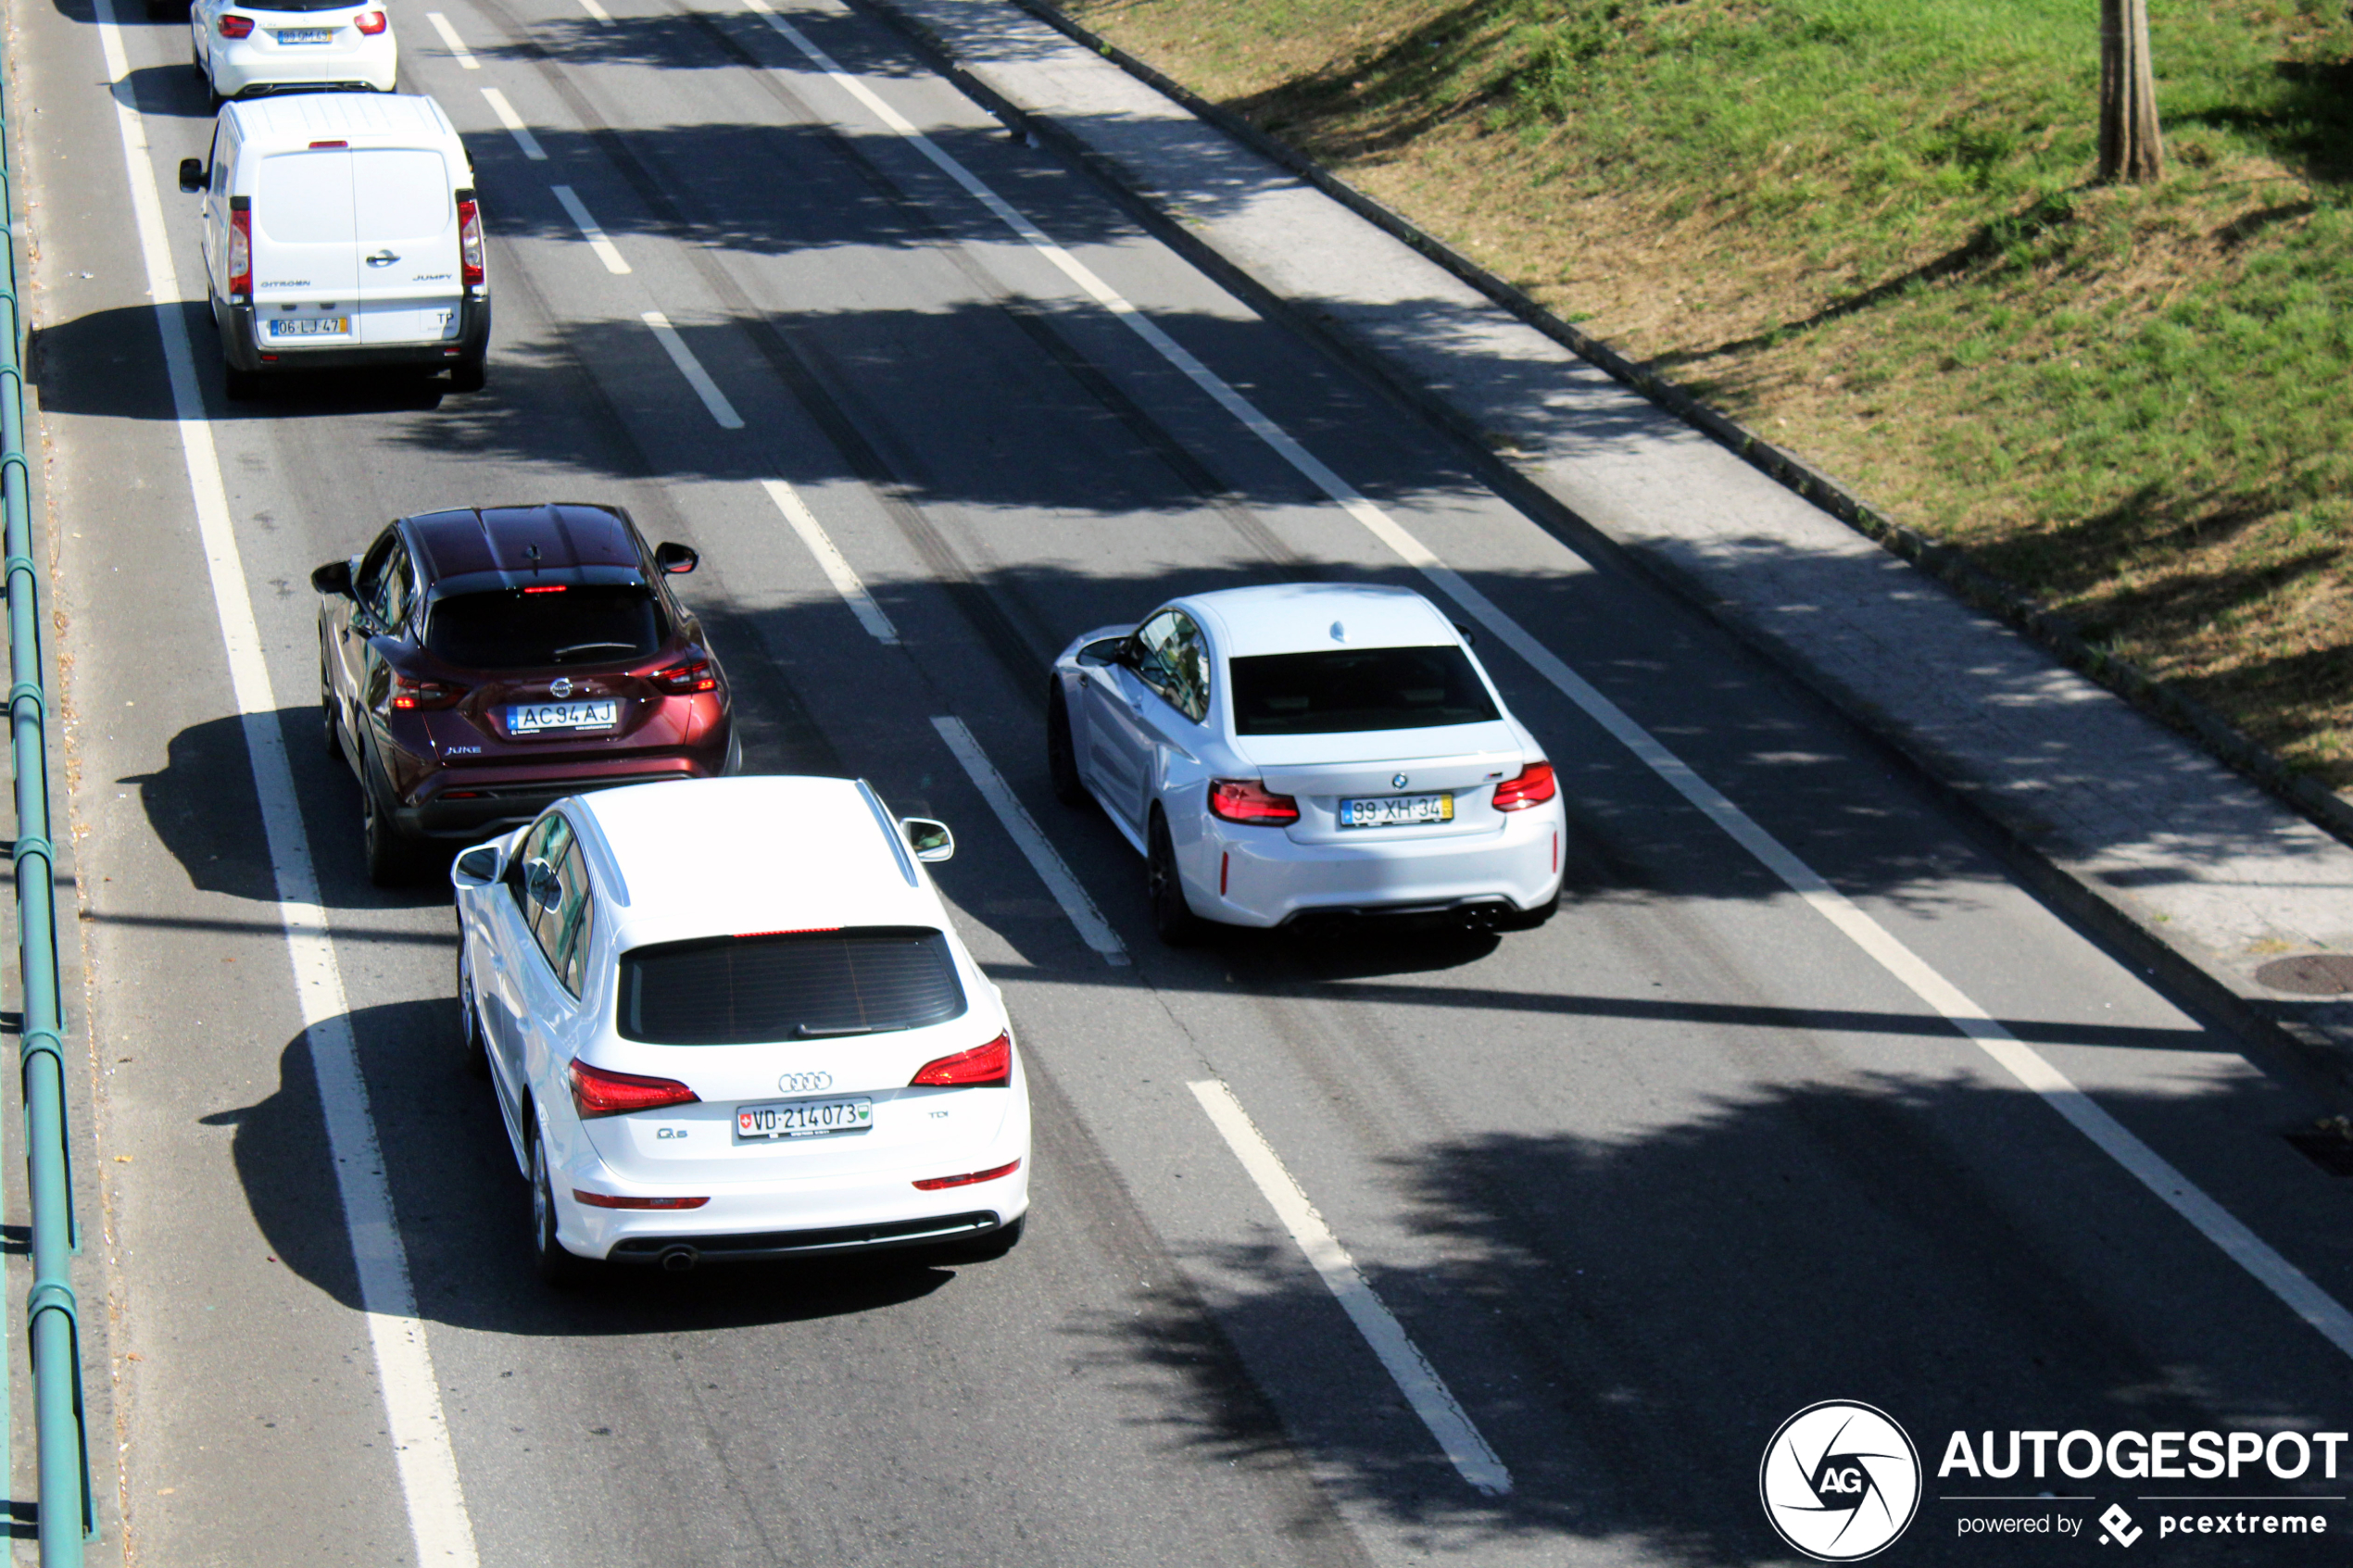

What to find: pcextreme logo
left=1760, top=1400, right=1923, bottom=1562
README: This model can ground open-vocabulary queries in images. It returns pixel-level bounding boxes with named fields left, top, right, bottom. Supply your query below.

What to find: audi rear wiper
left=796, top=1022, right=877, bottom=1039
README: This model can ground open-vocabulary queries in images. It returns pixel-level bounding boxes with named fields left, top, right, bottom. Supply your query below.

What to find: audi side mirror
left=178, top=158, right=205, bottom=194
left=451, top=844, right=502, bottom=887
left=900, top=817, right=954, bottom=862
left=654, top=541, right=698, bottom=575
left=311, top=559, right=354, bottom=597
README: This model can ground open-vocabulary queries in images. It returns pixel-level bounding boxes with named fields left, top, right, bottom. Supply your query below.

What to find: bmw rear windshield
left=426, top=585, right=663, bottom=670
left=1230, top=646, right=1499, bottom=734
left=617, top=928, right=968, bottom=1046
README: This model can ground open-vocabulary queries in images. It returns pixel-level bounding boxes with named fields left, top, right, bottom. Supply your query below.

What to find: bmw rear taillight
left=218, top=12, right=254, bottom=35
left=457, top=196, right=485, bottom=288
left=1207, top=778, right=1299, bottom=825
left=228, top=208, right=253, bottom=295
left=1492, top=760, right=1557, bottom=811
left=390, top=671, right=465, bottom=711
left=910, top=1033, right=1012, bottom=1088
left=649, top=658, right=715, bottom=695
left=355, top=8, right=386, bottom=31
left=570, top=1060, right=699, bottom=1119
left=912, top=1159, right=1020, bottom=1192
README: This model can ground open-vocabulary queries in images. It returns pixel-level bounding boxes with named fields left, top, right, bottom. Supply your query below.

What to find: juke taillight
left=390, top=671, right=465, bottom=711
left=649, top=658, right=716, bottom=695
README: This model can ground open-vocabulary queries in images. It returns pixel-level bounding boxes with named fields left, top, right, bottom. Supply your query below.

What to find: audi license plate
left=267, top=316, right=348, bottom=337
left=736, top=1098, right=873, bottom=1141
left=507, top=699, right=617, bottom=734
left=1339, top=792, right=1453, bottom=829
left=276, top=26, right=333, bottom=41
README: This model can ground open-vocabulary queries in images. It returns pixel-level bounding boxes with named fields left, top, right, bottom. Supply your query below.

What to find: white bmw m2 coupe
left=1047, top=583, right=1566, bottom=944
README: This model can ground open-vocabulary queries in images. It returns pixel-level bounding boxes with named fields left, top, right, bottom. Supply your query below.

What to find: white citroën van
left=177, top=93, right=491, bottom=398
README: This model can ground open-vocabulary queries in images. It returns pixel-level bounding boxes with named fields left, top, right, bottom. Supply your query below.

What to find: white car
left=192, top=0, right=397, bottom=103
left=1047, top=583, right=1567, bottom=942
left=451, top=776, right=1031, bottom=1282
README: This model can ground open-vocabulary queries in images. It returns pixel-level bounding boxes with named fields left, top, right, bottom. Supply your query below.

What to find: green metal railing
left=0, top=28, right=97, bottom=1563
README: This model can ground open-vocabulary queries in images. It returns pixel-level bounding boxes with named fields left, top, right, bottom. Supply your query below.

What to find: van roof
left=223, top=93, right=464, bottom=155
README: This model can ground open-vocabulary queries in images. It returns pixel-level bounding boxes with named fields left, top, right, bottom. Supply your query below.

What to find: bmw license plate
left=507, top=699, right=616, bottom=734
left=736, top=1098, right=873, bottom=1141
left=267, top=317, right=348, bottom=337
left=276, top=26, right=333, bottom=42
left=1338, top=792, right=1453, bottom=829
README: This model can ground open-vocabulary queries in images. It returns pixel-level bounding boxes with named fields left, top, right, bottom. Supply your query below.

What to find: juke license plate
left=276, top=27, right=333, bottom=41
left=267, top=317, right=348, bottom=336
left=507, top=699, right=617, bottom=734
left=1338, top=792, right=1453, bottom=829
left=736, top=1098, right=873, bottom=1141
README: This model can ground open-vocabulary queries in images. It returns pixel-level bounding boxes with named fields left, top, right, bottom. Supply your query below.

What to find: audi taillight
left=1207, top=778, right=1299, bottom=825
left=457, top=196, right=485, bottom=287
left=910, top=1032, right=1012, bottom=1088
left=390, top=671, right=464, bottom=711
left=228, top=208, right=253, bottom=295
left=649, top=658, right=715, bottom=695
left=354, top=8, right=385, bottom=31
left=912, top=1159, right=1021, bottom=1192
left=1492, top=760, right=1557, bottom=811
left=218, top=12, right=254, bottom=35
left=570, top=1060, right=698, bottom=1119
left=572, top=1190, right=707, bottom=1210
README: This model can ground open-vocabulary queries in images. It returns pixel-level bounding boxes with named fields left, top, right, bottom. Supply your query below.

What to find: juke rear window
left=426, top=585, right=662, bottom=670
left=618, top=928, right=968, bottom=1046
left=1230, top=646, right=1500, bottom=735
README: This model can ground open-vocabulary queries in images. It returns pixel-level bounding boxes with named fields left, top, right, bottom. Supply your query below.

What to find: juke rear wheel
left=360, top=761, right=417, bottom=887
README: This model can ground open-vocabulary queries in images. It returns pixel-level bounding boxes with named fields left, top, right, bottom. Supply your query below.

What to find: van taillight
left=218, top=13, right=253, bottom=35
left=457, top=197, right=485, bottom=288
left=354, top=9, right=385, bottom=32
left=228, top=208, right=252, bottom=295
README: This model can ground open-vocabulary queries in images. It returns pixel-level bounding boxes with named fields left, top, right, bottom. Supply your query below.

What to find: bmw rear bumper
left=1189, top=801, right=1567, bottom=927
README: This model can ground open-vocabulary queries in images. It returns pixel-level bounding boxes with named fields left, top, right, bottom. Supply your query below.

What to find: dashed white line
left=1189, top=1079, right=1511, bottom=1496
left=480, top=87, right=546, bottom=160
left=549, top=183, right=631, bottom=275
left=760, top=479, right=899, bottom=644
left=424, top=10, right=480, bottom=68
left=931, top=718, right=1128, bottom=965
left=748, top=0, right=2353, bottom=1367
left=639, top=311, right=745, bottom=430
left=574, top=0, right=612, bottom=19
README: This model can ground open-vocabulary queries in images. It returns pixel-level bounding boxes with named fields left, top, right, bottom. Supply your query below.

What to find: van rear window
left=619, top=929, right=967, bottom=1045
left=425, top=585, right=661, bottom=670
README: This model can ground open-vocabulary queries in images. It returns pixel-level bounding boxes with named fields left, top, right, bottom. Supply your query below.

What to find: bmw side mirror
left=452, top=844, right=501, bottom=887
left=900, top=817, right=954, bottom=862
left=525, top=858, right=561, bottom=909
left=654, top=542, right=698, bottom=575
left=178, top=158, right=206, bottom=194
left=311, top=559, right=354, bottom=597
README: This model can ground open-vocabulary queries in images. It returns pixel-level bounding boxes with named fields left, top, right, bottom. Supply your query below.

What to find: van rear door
left=351, top=148, right=461, bottom=346
left=252, top=148, right=360, bottom=339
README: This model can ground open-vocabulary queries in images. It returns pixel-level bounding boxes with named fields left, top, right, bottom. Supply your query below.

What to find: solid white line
left=751, top=4, right=2353, bottom=1366
left=930, top=718, right=1128, bottom=965
left=759, top=479, right=899, bottom=644
left=639, top=310, right=745, bottom=429
left=90, top=5, right=482, bottom=1562
left=480, top=87, right=546, bottom=160
left=549, top=183, right=631, bottom=274
left=425, top=9, right=480, bottom=68
left=1189, top=1080, right=1511, bottom=1495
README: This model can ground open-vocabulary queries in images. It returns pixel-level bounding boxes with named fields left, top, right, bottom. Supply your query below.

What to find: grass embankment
left=1054, top=0, right=2353, bottom=790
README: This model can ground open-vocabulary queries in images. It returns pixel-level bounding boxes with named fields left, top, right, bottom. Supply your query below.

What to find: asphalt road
left=16, top=0, right=2353, bottom=1562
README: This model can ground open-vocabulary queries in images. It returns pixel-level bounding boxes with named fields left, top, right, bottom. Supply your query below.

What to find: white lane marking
left=425, top=9, right=480, bottom=67
left=575, top=0, right=612, bottom=19
left=549, top=183, right=631, bottom=274
left=931, top=718, right=1128, bottom=965
left=747, top=2, right=2353, bottom=1364
left=638, top=310, right=745, bottom=430
left=760, top=479, right=899, bottom=644
left=480, top=87, right=547, bottom=160
left=1189, top=1080, right=1511, bottom=1496
left=91, top=5, right=482, bottom=1562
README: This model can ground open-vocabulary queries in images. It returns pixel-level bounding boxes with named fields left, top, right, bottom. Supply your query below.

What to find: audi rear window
left=426, top=585, right=661, bottom=670
left=1230, top=646, right=1499, bottom=735
left=618, top=928, right=967, bottom=1046
left=241, top=0, right=364, bottom=11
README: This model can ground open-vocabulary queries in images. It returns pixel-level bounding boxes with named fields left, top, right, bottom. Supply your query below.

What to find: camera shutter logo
left=1759, top=1400, right=1921, bottom=1561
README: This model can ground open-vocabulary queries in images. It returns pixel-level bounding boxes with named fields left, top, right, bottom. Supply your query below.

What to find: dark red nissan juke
left=315, top=503, right=736, bottom=884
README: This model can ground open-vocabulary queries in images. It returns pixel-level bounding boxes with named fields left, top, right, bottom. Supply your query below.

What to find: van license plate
left=507, top=699, right=617, bottom=734
left=736, top=1098, right=873, bottom=1140
left=267, top=317, right=348, bottom=337
left=1339, top=792, right=1453, bottom=829
left=276, top=27, right=333, bottom=42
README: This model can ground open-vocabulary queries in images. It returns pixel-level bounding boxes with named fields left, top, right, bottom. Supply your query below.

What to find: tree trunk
left=2097, top=0, right=2164, bottom=183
